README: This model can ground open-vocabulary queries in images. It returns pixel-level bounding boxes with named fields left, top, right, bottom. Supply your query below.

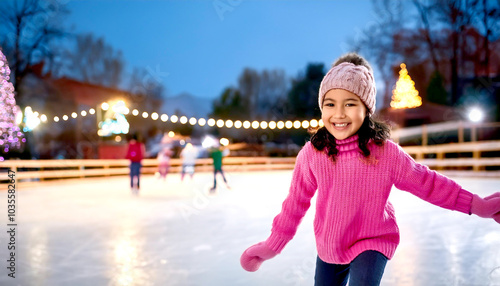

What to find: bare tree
left=433, top=0, right=477, bottom=104
left=412, top=0, right=440, bottom=71
left=55, top=33, right=125, bottom=88
left=351, top=0, right=405, bottom=108
left=257, top=69, right=288, bottom=119
left=353, top=0, right=500, bottom=107
left=236, top=68, right=289, bottom=120
left=0, top=0, right=68, bottom=106
left=127, top=66, right=165, bottom=111
left=238, top=68, right=260, bottom=120
left=475, top=0, right=500, bottom=76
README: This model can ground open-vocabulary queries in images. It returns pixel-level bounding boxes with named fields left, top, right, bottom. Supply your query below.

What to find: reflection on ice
left=28, top=227, right=49, bottom=282
left=111, top=223, right=149, bottom=286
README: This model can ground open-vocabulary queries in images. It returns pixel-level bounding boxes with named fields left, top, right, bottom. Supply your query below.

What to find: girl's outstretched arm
left=391, top=142, right=473, bottom=214
left=392, top=141, right=500, bottom=223
left=241, top=143, right=318, bottom=271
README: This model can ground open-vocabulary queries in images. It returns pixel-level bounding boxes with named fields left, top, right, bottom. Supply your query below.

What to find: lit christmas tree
left=391, top=63, right=422, bottom=109
left=0, top=48, right=25, bottom=161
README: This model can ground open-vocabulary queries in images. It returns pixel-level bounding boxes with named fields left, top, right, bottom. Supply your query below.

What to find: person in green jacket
left=209, top=146, right=230, bottom=192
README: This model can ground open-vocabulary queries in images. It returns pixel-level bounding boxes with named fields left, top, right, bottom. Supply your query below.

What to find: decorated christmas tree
left=391, top=63, right=422, bottom=109
left=0, top=48, right=25, bottom=161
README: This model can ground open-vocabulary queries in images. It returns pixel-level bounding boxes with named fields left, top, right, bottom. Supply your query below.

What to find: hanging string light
left=26, top=102, right=325, bottom=132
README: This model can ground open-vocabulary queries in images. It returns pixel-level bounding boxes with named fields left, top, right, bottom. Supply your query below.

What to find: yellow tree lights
left=391, top=63, right=422, bottom=109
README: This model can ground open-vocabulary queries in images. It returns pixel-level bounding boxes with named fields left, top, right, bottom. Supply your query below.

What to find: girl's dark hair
left=310, top=116, right=391, bottom=161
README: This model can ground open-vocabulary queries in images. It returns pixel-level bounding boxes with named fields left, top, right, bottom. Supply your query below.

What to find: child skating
left=157, top=146, right=172, bottom=181
left=209, top=145, right=230, bottom=194
left=180, top=143, right=199, bottom=181
left=240, top=53, right=500, bottom=285
left=125, top=134, right=146, bottom=195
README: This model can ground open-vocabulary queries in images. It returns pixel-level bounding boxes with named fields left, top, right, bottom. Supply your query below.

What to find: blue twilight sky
left=65, top=0, right=379, bottom=100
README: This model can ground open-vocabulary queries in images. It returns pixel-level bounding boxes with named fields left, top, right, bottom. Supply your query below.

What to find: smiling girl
left=240, top=53, right=500, bottom=285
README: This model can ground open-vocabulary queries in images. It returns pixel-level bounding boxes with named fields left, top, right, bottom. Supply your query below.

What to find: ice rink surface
left=1, top=170, right=499, bottom=286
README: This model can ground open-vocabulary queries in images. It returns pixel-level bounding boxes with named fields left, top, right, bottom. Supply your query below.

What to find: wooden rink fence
left=1, top=140, right=500, bottom=188
left=0, top=157, right=297, bottom=188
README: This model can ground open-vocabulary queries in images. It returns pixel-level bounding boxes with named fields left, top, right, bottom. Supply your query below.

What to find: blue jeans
left=314, top=251, right=388, bottom=286
left=212, top=168, right=227, bottom=189
left=130, top=162, right=142, bottom=188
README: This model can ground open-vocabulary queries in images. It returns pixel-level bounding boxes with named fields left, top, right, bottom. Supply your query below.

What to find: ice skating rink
left=1, top=170, right=499, bottom=286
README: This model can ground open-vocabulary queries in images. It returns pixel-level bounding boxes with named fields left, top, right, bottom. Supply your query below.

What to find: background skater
left=125, top=133, right=146, bottom=195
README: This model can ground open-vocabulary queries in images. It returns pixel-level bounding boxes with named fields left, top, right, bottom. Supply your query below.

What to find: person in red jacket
left=125, top=134, right=146, bottom=194
left=240, top=53, right=500, bottom=285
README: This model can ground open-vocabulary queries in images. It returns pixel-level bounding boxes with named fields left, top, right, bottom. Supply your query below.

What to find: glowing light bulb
left=269, top=121, right=276, bottom=129
left=220, top=138, right=229, bottom=146
left=310, top=119, right=318, bottom=128
left=217, top=119, right=224, bottom=128
left=302, top=120, right=309, bottom=129
left=468, top=108, right=484, bottom=122
left=277, top=121, right=285, bottom=129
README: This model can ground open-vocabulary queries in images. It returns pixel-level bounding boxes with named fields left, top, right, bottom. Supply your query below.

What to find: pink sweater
left=266, top=135, right=473, bottom=264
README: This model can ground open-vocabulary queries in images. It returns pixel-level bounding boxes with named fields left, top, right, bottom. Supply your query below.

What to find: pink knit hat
left=318, top=62, right=376, bottom=115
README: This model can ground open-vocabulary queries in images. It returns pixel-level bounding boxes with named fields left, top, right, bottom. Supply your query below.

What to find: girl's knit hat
left=318, top=60, right=376, bottom=115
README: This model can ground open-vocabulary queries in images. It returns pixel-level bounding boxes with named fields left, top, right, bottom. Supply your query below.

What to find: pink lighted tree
left=0, top=49, right=25, bottom=161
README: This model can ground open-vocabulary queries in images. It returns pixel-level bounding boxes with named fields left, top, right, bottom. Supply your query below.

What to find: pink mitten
left=470, top=193, right=500, bottom=224
left=240, top=241, right=278, bottom=272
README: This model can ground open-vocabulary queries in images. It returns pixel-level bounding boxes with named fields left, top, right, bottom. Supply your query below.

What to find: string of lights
left=21, top=64, right=431, bottom=135
left=24, top=100, right=324, bottom=132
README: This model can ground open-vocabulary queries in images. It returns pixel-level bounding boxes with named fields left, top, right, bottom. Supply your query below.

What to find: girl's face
left=321, top=89, right=367, bottom=140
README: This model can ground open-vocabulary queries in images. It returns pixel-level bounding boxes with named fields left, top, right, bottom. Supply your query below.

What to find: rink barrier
left=0, top=157, right=297, bottom=187
left=392, top=121, right=500, bottom=145
left=0, top=140, right=499, bottom=187
left=403, top=140, right=500, bottom=171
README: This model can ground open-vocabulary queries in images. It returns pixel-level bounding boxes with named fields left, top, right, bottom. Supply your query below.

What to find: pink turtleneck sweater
left=266, top=135, right=473, bottom=264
